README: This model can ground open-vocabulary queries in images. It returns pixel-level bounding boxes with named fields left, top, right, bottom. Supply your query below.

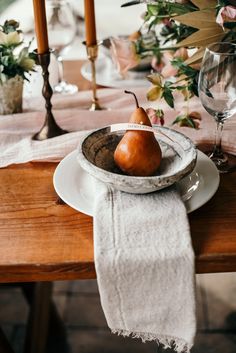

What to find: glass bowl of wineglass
left=46, top=0, right=78, bottom=94
left=198, top=42, right=236, bottom=173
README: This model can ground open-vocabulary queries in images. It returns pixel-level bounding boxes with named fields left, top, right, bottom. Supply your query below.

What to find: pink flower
left=146, top=108, right=159, bottom=124
left=162, top=18, right=172, bottom=27
left=150, top=48, right=191, bottom=88
left=216, top=6, right=236, bottom=27
left=161, top=48, right=188, bottom=78
left=146, top=108, right=165, bottom=126
left=151, top=56, right=164, bottom=72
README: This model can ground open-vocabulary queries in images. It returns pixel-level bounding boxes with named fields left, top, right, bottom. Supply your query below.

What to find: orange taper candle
left=32, top=0, right=49, bottom=54
left=84, top=0, right=97, bottom=46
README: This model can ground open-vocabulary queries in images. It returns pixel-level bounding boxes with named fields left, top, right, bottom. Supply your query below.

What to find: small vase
left=0, top=76, right=23, bottom=115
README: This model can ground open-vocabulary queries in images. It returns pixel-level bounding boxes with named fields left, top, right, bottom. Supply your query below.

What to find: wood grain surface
left=0, top=60, right=235, bottom=283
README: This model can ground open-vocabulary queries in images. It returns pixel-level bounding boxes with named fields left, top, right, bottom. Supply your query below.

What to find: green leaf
left=155, top=109, right=164, bottom=118
left=147, top=73, right=162, bottom=86
left=168, top=3, right=197, bottom=15
left=147, top=86, right=163, bottom=101
left=172, top=115, right=186, bottom=125
left=1, top=56, right=9, bottom=66
left=164, top=80, right=172, bottom=88
left=147, top=5, right=159, bottom=16
left=162, top=86, right=174, bottom=108
left=172, top=115, right=198, bottom=129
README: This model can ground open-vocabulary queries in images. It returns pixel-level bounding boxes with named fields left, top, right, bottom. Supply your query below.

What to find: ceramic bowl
left=77, top=126, right=197, bottom=194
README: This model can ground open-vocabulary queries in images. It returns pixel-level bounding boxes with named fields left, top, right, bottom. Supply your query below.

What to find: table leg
left=0, top=326, right=15, bottom=353
left=22, top=282, right=69, bottom=353
left=23, top=282, right=52, bottom=353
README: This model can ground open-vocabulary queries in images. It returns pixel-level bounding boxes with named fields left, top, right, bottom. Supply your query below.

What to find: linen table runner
left=93, top=180, right=196, bottom=353
left=0, top=87, right=236, bottom=167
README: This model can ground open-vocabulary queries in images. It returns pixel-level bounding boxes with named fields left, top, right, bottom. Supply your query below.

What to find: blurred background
left=1, top=1, right=236, bottom=353
left=0, top=0, right=146, bottom=97
left=0, top=0, right=145, bottom=60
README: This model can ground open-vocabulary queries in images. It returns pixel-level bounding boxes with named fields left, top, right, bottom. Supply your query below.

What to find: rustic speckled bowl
left=77, top=126, right=197, bottom=194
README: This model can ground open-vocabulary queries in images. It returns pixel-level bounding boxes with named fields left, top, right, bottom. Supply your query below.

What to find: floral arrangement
left=122, top=0, right=236, bottom=128
left=0, top=20, right=35, bottom=83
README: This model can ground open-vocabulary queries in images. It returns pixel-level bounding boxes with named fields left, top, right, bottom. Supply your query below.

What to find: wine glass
left=198, top=42, right=236, bottom=173
left=46, top=0, right=78, bottom=94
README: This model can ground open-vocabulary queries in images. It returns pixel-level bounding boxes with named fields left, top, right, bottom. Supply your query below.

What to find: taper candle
left=32, top=0, right=49, bottom=54
left=84, top=0, right=97, bottom=46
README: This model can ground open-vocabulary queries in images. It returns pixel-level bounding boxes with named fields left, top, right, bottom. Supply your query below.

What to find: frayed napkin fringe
left=111, top=329, right=192, bottom=353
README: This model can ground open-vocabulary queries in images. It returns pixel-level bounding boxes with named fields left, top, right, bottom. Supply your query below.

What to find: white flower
left=0, top=31, right=21, bottom=46
left=17, top=46, right=35, bottom=71
left=19, top=57, right=35, bottom=71
left=0, top=72, right=7, bottom=83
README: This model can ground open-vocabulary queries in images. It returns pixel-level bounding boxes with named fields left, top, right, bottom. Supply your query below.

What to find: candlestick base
left=89, top=99, right=104, bottom=111
left=32, top=114, right=68, bottom=141
left=83, top=41, right=106, bottom=111
left=32, top=50, right=69, bottom=141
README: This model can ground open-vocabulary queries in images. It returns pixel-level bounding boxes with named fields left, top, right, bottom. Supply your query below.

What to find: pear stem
left=124, top=90, right=139, bottom=108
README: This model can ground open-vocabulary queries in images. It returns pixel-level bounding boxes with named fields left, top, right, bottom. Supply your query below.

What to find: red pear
left=114, top=91, right=162, bottom=176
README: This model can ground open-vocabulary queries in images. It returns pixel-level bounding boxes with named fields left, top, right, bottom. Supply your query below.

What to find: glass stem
left=214, top=121, right=224, bottom=155
left=57, top=55, right=64, bottom=84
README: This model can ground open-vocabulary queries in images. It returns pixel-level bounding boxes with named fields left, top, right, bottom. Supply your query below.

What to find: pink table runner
left=0, top=87, right=235, bottom=167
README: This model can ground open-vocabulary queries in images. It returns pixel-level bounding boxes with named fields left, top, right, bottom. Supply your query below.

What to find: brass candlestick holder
left=84, top=41, right=104, bottom=111
left=33, top=50, right=68, bottom=141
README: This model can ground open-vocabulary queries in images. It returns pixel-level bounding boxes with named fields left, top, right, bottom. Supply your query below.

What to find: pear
left=114, top=91, right=162, bottom=176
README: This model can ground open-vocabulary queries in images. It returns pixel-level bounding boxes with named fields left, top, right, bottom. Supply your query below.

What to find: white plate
left=53, top=150, right=220, bottom=216
left=81, top=56, right=150, bottom=89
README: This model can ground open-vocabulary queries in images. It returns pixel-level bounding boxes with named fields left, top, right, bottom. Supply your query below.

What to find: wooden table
left=0, top=60, right=236, bottom=284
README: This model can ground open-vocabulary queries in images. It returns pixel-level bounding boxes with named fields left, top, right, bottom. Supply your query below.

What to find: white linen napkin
left=93, top=180, right=196, bottom=353
left=1, top=87, right=231, bottom=352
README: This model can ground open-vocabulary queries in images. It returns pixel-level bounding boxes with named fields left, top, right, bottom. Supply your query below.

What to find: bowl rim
left=77, top=125, right=197, bottom=185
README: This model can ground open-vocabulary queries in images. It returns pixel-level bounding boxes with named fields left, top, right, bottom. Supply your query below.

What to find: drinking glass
left=110, top=34, right=153, bottom=79
left=110, top=36, right=139, bottom=79
left=198, top=42, right=236, bottom=172
left=46, top=0, right=78, bottom=94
